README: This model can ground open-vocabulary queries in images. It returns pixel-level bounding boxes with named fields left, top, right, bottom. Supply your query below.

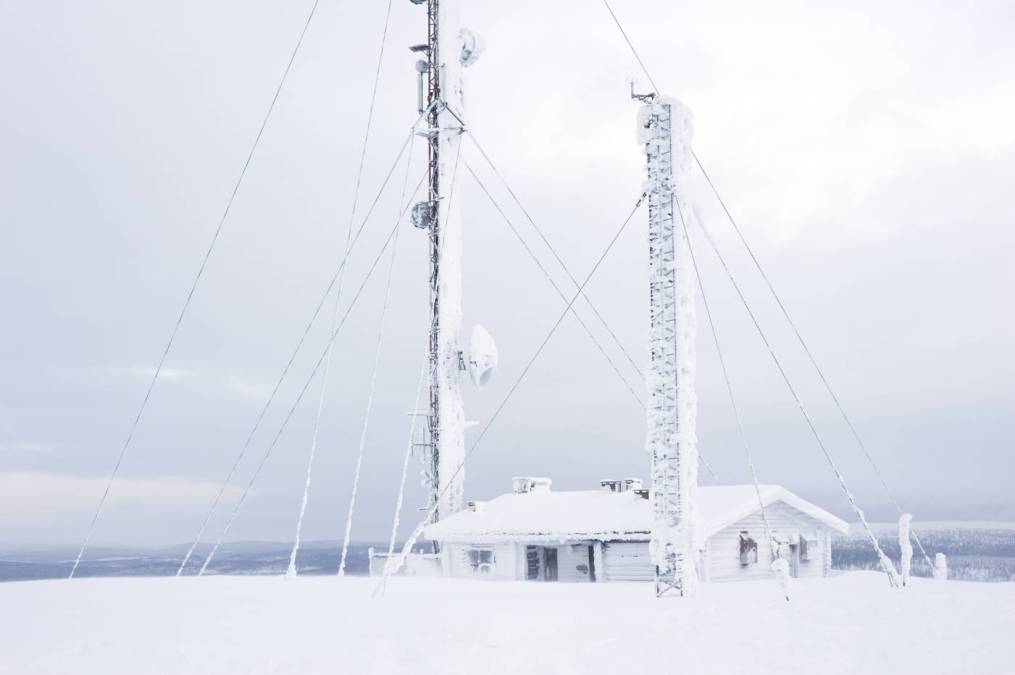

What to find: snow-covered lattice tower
left=411, top=0, right=475, bottom=523
left=636, top=94, right=700, bottom=597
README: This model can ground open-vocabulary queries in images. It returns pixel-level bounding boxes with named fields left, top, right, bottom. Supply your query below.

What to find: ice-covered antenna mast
left=635, top=88, right=700, bottom=597
left=409, top=0, right=489, bottom=525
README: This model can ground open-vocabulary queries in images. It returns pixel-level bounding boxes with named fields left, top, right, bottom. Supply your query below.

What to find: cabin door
left=525, top=545, right=560, bottom=581
left=544, top=547, right=558, bottom=581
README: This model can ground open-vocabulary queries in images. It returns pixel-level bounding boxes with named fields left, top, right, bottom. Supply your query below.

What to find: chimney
left=512, top=476, right=552, bottom=494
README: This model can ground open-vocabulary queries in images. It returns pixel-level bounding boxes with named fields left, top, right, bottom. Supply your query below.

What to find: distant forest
left=833, top=527, right=1015, bottom=582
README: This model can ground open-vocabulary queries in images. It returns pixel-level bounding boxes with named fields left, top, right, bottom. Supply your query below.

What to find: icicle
left=898, top=513, right=913, bottom=586
left=934, top=553, right=948, bottom=580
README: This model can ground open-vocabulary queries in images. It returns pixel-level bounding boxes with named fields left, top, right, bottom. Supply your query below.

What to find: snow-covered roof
left=700, top=485, right=849, bottom=536
left=423, top=484, right=849, bottom=543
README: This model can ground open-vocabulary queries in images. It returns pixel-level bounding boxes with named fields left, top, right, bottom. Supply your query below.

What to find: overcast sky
left=1, top=0, right=1012, bottom=549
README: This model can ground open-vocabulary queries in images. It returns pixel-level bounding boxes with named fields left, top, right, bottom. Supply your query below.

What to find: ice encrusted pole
left=638, top=95, right=699, bottom=598
left=898, top=513, right=913, bottom=586
left=933, top=553, right=948, bottom=581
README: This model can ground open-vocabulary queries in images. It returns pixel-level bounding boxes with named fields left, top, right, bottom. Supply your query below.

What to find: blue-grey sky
left=1, top=0, right=1013, bottom=548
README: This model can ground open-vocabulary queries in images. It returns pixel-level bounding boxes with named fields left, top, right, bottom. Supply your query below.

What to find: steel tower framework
left=419, top=0, right=467, bottom=524
left=638, top=94, right=700, bottom=597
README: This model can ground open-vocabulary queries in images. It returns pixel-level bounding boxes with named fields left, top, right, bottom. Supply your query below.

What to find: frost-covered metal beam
left=637, top=94, right=699, bottom=597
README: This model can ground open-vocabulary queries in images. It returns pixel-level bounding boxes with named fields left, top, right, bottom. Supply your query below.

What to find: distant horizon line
left=5, top=520, right=1015, bottom=553
left=0, top=539, right=401, bottom=555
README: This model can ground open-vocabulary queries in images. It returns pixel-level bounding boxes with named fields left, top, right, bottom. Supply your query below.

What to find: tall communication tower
left=410, top=0, right=478, bottom=524
left=635, top=91, right=700, bottom=597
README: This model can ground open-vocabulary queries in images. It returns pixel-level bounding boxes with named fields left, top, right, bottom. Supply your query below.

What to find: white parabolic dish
left=467, top=324, right=497, bottom=388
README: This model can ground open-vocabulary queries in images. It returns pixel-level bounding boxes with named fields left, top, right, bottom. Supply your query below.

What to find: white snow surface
left=1, top=573, right=1010, bottom=674
left=424, top=484, right=848, bottom=543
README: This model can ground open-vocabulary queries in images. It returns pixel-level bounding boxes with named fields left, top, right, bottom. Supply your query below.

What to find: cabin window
left=467, top=548, right=495, bottom=575
left=739, top=531, right=758, bottom=566
left=800, top=538, right=817, bottom=562
left=525, top=546, right=540, bottom=580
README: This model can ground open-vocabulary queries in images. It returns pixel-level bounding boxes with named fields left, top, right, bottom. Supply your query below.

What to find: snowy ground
left=0, top=572, right=1011, bottom=675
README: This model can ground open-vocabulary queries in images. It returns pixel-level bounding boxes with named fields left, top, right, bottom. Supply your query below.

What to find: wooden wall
left=438, top=501, right=838, bottom=583
left=444, top=542, right=519, bottom=580
left=705, top=502, right=830, bottom=582
left=602, top=541, right=654, bottom=582
left=556, top=543, right=594, bottom=582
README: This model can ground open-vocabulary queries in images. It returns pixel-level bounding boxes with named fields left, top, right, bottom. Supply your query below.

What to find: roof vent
left=466, top=500, right=486, bottom=513
left=512, top=476, right=552, bottom=494
left=600, top=478, right=644, bottom=493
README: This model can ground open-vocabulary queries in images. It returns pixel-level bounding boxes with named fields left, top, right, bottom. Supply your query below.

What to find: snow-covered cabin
left=419, top=477, right=848, bottom=583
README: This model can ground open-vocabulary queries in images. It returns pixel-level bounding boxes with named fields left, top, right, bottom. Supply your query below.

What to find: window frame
left=800, top=537, right=817, bottom=563
left=738, top=530, right=759, bottom=567
left=466, top=547, right=495, bottom=575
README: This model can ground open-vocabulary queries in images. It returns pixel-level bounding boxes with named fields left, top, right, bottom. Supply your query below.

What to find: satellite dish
left=459, top=28, right=484, bottom=67
left=467, top=324, right=497, bottom=388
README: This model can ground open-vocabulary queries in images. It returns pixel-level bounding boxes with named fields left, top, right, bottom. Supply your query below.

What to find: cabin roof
left=423, top=484, right=849, bottom=543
